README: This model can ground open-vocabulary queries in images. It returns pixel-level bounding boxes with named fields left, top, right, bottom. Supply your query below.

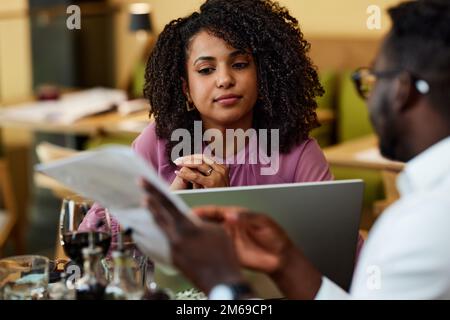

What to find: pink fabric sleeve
left=294, top=139, right=333, bottom=182
left=78, top=203, right=121, bottom=245
left=78, top=203, right=119, bottom=233
left=131, top=122, right=159, bottom=168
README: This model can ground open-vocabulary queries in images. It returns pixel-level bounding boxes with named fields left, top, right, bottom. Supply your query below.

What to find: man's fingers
left=193, top=206, right=249, bottom=224
left=144, top=194, right=176, bottom=239
left=192, top=206, right=228, bottom=222
left=140, top=178, right=166, bottom=203
left=140, top=177, right=194, bottom=232
left=235, top=211, right=271, bottom=228
left=141, top=178, right=178, bottom=213
left=236, top=212, right=290, bottom=251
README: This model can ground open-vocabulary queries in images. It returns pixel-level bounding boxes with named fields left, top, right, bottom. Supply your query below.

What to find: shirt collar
left=397, top=136, right=450, bottom=196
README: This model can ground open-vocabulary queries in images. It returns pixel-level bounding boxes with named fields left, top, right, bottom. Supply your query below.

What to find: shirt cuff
left=314, top=277, right=350, bottom=300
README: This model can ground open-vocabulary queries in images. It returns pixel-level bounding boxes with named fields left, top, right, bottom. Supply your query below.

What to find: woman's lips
left=214, top=95, right=242, bottom=106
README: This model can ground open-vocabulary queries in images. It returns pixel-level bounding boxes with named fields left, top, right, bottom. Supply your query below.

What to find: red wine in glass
left=62, top=232, right=112, bottom=265
left=59, top=196, right=112, bottom=265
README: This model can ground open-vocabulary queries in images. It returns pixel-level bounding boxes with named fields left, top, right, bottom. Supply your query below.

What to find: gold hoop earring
left=186, top=100, right=196, bottom=112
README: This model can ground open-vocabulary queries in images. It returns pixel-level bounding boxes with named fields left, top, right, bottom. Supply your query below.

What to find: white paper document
left=117, top=98, right=150, bottom=115
left=35, top=146, right=196, bottom=265
left=0, top=88, right=127, bottom=124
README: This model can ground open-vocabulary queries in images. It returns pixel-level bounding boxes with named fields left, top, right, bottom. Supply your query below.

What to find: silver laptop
left=155, top=180, right=364, bottom=298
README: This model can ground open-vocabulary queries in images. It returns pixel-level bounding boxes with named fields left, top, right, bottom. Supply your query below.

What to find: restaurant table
left=323, top=135, right=404, bottom=217
left=323, top=134, right=404, bottom=172
left=0, top=109, right=150, bottom=136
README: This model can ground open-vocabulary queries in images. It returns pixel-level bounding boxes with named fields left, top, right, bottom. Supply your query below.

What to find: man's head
left=366, top=0, right=450, bottom=162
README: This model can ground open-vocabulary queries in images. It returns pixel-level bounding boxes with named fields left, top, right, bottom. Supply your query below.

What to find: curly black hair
left=385, top=0, right=450, bottom=121
left=144, top=0, right=324, bottom=163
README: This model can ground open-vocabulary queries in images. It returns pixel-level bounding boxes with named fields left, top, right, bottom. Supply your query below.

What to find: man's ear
left=392, top=72, right=420, bottom=114
left=181, top=78, right=191, bottom=102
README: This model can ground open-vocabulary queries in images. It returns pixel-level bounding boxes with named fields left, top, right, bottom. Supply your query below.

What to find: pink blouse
left=135, top=122, right=333, bottom=185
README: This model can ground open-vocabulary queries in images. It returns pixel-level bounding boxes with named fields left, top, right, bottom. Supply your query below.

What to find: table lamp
left=129, top=3, right=153, bottom=38
left=126, top=3, right=154, bottom=97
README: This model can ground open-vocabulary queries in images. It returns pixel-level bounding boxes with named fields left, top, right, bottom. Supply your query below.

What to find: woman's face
left=184, top=30, right=258, bottom=130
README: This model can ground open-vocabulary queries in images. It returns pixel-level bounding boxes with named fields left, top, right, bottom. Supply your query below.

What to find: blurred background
left=0, top=0, right=403, bottom=259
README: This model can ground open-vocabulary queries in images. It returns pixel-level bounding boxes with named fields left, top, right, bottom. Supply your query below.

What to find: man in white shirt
left=141, top=0, right=450, bottom=299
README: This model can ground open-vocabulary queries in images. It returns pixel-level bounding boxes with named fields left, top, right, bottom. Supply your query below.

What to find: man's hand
left=193, top=206, right=294, bottom=274
left=140, top=178, right=244, bottom=294
left=193, top=206, right=323, bottom=300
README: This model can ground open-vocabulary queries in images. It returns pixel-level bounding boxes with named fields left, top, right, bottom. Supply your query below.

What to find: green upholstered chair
left=336, top=71, right=373, bottom=142
left=311, top=70, right=338, bottom=148
left=331, top=71, right=384, bottom=224
left=131, top=62, right=146, bottom=99
left=84, top=133, right=137, bottom=150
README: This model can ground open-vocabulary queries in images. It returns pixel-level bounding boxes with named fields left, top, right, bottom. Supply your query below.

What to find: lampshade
left=129, top=3, right=153, bottom=33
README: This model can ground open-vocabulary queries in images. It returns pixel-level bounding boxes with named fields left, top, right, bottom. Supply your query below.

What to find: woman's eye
left=233, top=62, right=249, bottom=69
left=198, top=68, right=214, bottom=75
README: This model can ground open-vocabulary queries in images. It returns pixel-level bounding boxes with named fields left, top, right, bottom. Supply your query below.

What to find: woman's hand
left=174, top=154, right=230, bottom=189
left=169, top=175, right=190, bottom=190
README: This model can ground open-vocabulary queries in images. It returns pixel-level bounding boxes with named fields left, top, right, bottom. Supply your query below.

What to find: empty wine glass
left=103, top=237, right=154, bottom=289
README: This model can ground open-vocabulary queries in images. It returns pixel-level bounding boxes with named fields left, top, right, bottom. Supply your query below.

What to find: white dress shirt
left=316, top=136, right=450, bottom=299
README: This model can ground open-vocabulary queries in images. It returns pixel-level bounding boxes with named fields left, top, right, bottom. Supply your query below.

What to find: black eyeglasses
left=351, top=67, right=430, bottom=100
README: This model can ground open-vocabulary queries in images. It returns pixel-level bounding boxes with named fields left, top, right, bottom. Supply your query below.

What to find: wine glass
left=0, top=255, right=50, bottom=300
left=103, top=236, right=154, bottom=289
left=59, top=196, right=112, bottom=266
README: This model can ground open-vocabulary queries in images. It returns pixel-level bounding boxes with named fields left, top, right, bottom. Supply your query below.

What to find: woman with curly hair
left=81, top=0, right=354, bottom=252
left=137, top=0, right=330, bottom=190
